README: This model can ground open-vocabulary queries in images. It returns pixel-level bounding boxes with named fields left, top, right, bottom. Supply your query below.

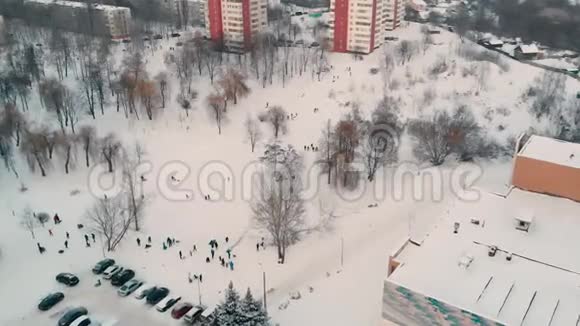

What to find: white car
left=134, top=284, right=155, bottom=300
left=118, top=279, right=143, bottom=296
left=155, top=295, right=182, bottom=312
left=102, top=265, right=123, bottom=280
left=183, top=306, right=204, bottom=324
left=69, top=315, right=101, bottom=326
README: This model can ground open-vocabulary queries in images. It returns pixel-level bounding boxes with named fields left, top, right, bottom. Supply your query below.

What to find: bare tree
left=251, top=148, right=305, bottom=264
left=21, top=128, right=50, bottom=176
left=78, top=126, right=96, bottom=168
left=122, top=158, right=146, bottom=232
left=318, top=119, right=336, bottom=185
left=396, top=40, right=416, bottom=64
left=266, top=106, right=287, bottom=138
left=55, top=133, right=77, bottom=174
left=527, top=71, right=567, bottom=119
left=86, top=196, right=132, bottom=251
left=154, top=72, right=169, bottom=108
left=20, top=206, right=37, bottom=239
left=207, top=92, right=227, bottom=135
left=99, top=133, right=122, bottom=173
left=218, top=68, right=250, bottom=105
left=245, top=116, right=262, bottom=152
left=39, top=78, right=67, bottom=133
left=137, top=79, right=159, bottom=120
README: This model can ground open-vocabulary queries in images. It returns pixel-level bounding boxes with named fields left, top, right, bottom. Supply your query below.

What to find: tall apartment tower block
left=205, top=0, right=267, bottom=52
left=329, top=0, right=404, bottom=54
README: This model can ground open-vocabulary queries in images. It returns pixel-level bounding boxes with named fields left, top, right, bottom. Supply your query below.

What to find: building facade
left=172, top=0, right=206, bottom=27
left=329, top=0, right=403, bottom=53
left=204, top=0, right=267, bottom=52
left=23, top=0, right=131, bottom=39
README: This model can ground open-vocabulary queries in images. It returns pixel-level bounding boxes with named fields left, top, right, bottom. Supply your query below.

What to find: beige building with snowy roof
left=511, top=135, right=580, bottom=202
left=383, top=187, right=580, bottom=325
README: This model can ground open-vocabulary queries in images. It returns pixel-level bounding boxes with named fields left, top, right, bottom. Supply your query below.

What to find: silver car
left=118, top=279, right=143, bottom=296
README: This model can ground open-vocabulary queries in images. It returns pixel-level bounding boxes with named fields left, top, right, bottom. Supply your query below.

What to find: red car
left=171, top=302, right=193, bottom=319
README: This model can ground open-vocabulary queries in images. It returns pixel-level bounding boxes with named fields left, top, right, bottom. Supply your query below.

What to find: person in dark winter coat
left=225, top=236, right=229, bottom=243
left=84, top=234, right=89, bottom=243
left=211, top=249, right=215, bottom=259
left=66, top=232, right=70, bottom=239
left=256, top=243, right=260, bottom=251
left=226, top=249, right=232, bottom=259
left=49, top=229, right=53, bottom=236
left=199, top=274, right=203, bottom=283
left=92, top=233, right=96, bottom=242
left=206, top=257, right=210, bottom=263
left=37, top=243, right=45, bottom=254
left=193, top=245, right=197, bottom=252
left=179, top=251, right=183, bottom=259
left=64, top=240, right=68, bottom=249
left=137, top=238, right=141, bottom=246
left=229, top=261, right=234, bottom=270
left=148, top=236, right=151, bottom=243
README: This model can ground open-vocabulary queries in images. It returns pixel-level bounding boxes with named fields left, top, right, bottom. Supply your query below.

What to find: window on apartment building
left=354, top=22, right=371, bottom=26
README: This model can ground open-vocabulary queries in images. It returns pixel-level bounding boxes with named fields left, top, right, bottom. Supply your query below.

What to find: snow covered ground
left=1, top=22, right=580, bottom=326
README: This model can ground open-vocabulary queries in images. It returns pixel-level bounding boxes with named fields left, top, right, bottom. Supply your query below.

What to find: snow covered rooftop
left=388, top=189, right=580, bottom=326
left=516, top=44, right=540, bottom=54
left=25, top=0, right=128, bottom=11
left=518, top=135, right=580, bottom=168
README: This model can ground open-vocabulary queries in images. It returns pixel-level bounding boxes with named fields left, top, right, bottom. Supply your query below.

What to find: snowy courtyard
left=1, top=15, right=580, bottom=326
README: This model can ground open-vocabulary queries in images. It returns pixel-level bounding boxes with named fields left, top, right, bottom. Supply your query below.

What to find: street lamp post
left=197, top=278, right=202, bottom=306
left=259, top=262, right=268, bottom=314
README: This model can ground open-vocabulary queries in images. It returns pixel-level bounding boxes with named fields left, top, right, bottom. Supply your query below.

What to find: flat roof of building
left=518, top=135, right=580, bottom=168
left=25, top=0, right=129, bottom=11
left=388, top=188, right=580, bottom=326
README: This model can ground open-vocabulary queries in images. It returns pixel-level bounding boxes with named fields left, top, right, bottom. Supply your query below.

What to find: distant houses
left=514, top=44, right=541, bottom=60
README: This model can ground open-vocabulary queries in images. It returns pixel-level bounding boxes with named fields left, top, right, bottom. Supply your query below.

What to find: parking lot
left=11, top=269, right=189, bottom=326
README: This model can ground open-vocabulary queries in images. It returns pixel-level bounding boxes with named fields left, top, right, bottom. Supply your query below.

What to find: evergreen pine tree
left=216, top=281, right=244, bottom=326
left=241, top=288, right=270, bottom=326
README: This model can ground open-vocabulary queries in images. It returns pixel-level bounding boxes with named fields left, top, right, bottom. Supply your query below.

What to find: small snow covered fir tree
left=216, top=281, right=244, bottom=326
left=241, top=288, right=270, bottom=326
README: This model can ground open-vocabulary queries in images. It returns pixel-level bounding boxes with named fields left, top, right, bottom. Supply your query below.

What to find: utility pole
left=263, top=270, right=268, bottom=313
left=341, top=237, right=344, bottom=267
left=197, top=278, right=202, bottom=306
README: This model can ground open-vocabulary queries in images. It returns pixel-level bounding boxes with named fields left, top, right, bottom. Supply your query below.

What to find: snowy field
left=1, top=21, right=580, bottom=326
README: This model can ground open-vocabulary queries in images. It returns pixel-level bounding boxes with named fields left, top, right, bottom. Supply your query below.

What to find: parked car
left=176, top=42, right=183, bottom=47
left=102, top=265, right=123, bottom=280
left=135, top=285, right=156, bottom=300
left=156, top=295, right=181, bottom=312
left=38, top=292, right=64, bottom=311
left=295, top=39, right=304, bottom=45
left=69, top=315, right=99, bottom=326
left=198, top=304, right=217, bottom=325
left=118, top=279, right=143, bottom=296
left=153, top=34, right=163, bottom=40
left=58, top=307, right=88, bottom=326
left=111, top=269, right=135, bottom=286
left=310, top=41, right=320, bottom=47
left=92, top=258, right=115, bottom=274
left=171, top=33, right=181, bottom=37
left=56, top=273, right=79, bottom=286
left=183, top=305, right=204, bottom=324
left=171, top=302, right=193, bottom=319
left=146, top=287, right=169, bottom=305
left=121, top=39, right=131, bottom=44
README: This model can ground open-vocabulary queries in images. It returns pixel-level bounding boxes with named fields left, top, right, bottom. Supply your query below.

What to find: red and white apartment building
left=205, top=0, right=267, bottom=52
left=329, top=0, right=404, bottom=53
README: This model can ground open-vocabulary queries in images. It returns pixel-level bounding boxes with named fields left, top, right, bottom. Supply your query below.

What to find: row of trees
left=0, top=105, right=124, bottom=177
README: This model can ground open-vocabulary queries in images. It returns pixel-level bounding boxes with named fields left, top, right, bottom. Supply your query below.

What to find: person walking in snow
left=199, top=274, right=203, bottom=283
left=66, top=232, right=70, bottom=239
left=49, top=229, right=53, bottom=236
left=64, top=240, right=68, bottom=249
left=148, top=236, right=152, bottom=243
left=226, top=249, right=232, bottom=260
left=91, top=233, right=96, bottom=242
left=211, top=249, right=215, bottom=259
left=206, top=257, right=210, bottom=263
left=179, top=251, right=183, bottom=259
left=137, top=238, right=141, bottom=246
left=256, top=243, right=260, bottom=251
left=84, top=234, right=89, bottom=243
left=229, top=261, right=234, bottom=271
left=193, top=244, right=197, bottom=252
left=85, top=240, right=91, bottom=248
left=225, top=236, right=229, bottom=243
